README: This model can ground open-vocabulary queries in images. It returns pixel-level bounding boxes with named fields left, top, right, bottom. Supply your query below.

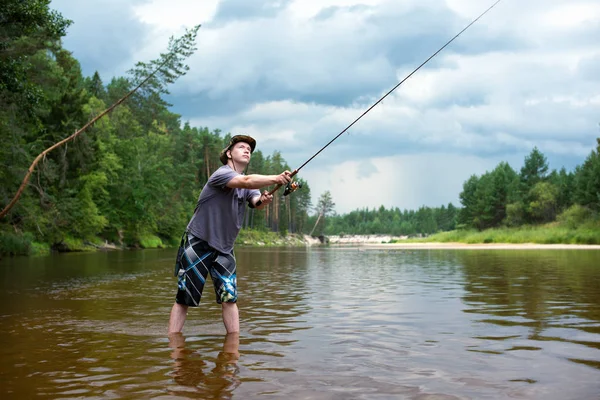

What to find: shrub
left=557, top=205, right=593, bottom=229
left=0, top=231, right=32, bottom=256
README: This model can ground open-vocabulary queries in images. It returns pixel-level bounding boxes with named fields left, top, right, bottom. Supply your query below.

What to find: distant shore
left=355, top=242, right=600, bottom=250
left=325, top=235, right=600, bottom=250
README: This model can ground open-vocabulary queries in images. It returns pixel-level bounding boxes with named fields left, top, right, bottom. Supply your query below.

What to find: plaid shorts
left=174, top=234, right=237, bottom=306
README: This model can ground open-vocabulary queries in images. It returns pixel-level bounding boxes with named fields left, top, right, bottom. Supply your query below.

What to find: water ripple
left=1, top=248, right=599, bottom=398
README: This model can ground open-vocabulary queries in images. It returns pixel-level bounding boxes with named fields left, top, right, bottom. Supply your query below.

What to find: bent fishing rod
left=256, top=0, right=502, bottom=206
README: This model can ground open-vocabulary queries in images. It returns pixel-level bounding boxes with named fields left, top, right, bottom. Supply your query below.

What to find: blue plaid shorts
left=174, top=234, right=237, bottom=306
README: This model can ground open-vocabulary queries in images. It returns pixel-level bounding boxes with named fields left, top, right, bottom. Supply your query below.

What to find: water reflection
left=1, top=248, right=599, bottom=399
left=168, top=333, right=241, bottom=399
left=459, top=251, right=600, bottom=370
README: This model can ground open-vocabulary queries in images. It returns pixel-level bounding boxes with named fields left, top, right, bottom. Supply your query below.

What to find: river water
left=1, top=247, right=599, bottom=399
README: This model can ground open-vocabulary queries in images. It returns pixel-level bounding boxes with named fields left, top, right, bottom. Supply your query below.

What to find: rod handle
left=255, top=170, right=298, bottom=207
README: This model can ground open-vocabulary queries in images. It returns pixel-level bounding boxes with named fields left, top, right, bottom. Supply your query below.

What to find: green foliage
left=421, top=223, right=600, bottom=245
left=319, top=204, right=458, bottom=237
left=528, top=181, right=559, bottom=223
left=573, top=139, right=600, bottom=212
left=0, top=231, right=33, bottom=256
left=556, top=204, right=594, bottom=229
left=520, top=146, right=549, bottom=189
left=458, top=175, right=479, bottom=226
left=549, top=167, right=575, bottom=212
left=60, top=236, right=96, bottom=252
left=457, top=144, right=600, bottom=232
left=139, top=234, right=164, bottom=249
left=505, top=202, right=525, bottom=227
left=30, top=241, right=50, bottom=256
left=458, top=162, right=518, bottom=230
left=0, top=0, right=72, bottom=111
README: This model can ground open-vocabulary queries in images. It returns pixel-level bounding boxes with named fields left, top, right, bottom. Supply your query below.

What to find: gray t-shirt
left=186, top=165, right=260, bottom=254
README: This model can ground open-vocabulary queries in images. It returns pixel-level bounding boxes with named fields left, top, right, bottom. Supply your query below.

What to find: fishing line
left=257, top=0, right=502, bottom=205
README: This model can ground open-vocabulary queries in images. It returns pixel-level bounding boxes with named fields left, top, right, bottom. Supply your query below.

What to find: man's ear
left=227, top=149, right=231, bottom=159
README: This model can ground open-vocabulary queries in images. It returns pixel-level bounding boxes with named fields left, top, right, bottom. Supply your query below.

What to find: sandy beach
left=325, top=235, right=600, bottom=250
left=357, top=242, right=600, bottom=250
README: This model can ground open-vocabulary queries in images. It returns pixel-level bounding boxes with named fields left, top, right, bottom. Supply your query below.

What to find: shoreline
left=5, top=234, right=600, bottom=257
left=332, top=242, right=600, bottom=250
left=325, top=234, right=600, bottom=250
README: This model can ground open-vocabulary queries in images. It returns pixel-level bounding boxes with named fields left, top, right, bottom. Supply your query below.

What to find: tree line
left=458, top=144, right=600, bottom=230
left=309, top=142, right=600, bottom=237
left=308, top=192, right=458, bottom=237
left=0, top=1, right=311, bottom=255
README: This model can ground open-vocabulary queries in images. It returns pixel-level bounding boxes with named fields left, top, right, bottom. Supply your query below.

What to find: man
left=168, top=134, right=291, bottom=334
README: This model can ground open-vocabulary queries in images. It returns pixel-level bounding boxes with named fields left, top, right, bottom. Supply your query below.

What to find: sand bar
left=346, top=242, right=600, bottom=250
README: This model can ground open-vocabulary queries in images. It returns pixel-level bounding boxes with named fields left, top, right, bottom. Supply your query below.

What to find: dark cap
left=219, top=135, right=257, bottom=165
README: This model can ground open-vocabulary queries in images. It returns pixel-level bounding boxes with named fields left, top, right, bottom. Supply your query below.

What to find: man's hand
left=257, top=190, right=273, bottom=206
left=274, top=171, right=292, bottom=186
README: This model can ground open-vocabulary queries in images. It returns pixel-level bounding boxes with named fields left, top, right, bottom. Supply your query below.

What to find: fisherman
left=168, top=135, right=292, bottom=334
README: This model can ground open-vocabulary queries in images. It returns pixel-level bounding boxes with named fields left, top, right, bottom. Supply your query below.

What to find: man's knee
left=222, top=302, right=238, bottom=315
left=174, top=302, right=189, bottom=312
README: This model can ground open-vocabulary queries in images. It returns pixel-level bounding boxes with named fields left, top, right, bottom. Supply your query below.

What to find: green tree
left=529, top=181, right=559, bottom=223
left=520, top=147, right=549, bottom=223
left=0, top=0, right=72, bottom=110
left=520, top=147, right=549, bottom=188
left=574, top=138, right=600, bottom=212
left=549, top=167, right=575, bottom=212
left=84, top=71, right=106, bottom=100
left=458, top=175, right=480, bottom=227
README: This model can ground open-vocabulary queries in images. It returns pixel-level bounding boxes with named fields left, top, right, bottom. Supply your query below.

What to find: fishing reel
left=283, top=181, right=302, bottom=196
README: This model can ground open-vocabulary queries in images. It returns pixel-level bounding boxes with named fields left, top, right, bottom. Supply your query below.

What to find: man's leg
left=222, top=302, right=239, bottom=333
left=168, top=302, right=189, bottom=333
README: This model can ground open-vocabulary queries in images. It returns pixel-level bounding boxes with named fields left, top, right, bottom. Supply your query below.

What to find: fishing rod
left=256, top=0, right=502, bottom=206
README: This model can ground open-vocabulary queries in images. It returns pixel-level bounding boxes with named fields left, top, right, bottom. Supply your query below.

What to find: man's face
left=228, top=142, right=252, bottom=164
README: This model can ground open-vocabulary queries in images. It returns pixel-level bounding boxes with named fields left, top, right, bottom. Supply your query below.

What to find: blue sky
left=50, top=0, right=600, bottom=214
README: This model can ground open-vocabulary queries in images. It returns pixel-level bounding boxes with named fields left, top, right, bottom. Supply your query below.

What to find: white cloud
left=288, top=0, right=383, bottom=20
left=542, top=3, right=600, bottom=29
left=133, top=0, right=220, bottom=28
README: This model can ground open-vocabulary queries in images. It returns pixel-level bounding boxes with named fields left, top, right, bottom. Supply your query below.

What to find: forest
left=2, top=1, right=599, bottom=256
left=0, top=1, right=312, bottom=255
left=312, top=144, right=600, bottom=239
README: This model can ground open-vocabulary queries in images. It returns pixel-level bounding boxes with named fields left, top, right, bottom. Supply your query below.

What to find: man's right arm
left=226, top=171, right=292, bottom=190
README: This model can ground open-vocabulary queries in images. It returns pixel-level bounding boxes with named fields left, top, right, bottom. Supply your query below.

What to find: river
left=1, top=247, right=599, bottom=399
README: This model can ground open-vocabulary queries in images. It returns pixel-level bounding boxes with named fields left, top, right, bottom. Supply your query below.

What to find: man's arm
left=226, top=171, right=291, bottom=190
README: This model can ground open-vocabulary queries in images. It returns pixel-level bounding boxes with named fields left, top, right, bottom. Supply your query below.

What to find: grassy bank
left=0, top=228, right=308, bottom=257
left=236, top=229, right=306, bottom=247
left=0, top=231, right=173, bottom=257
left=399, top=223, right=600, bottom=245
left=6, top=222, right=599, bottom=257
left=0, top=231, right=45, bottom=256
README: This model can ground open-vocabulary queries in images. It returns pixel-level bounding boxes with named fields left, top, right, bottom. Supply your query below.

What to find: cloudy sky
left=50, top=0, right=600, bottom=214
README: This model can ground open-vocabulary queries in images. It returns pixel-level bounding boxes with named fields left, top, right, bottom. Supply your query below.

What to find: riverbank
left=326, top=234, right=600, bottom=250
left=355, top=242, right=600, bottom=250
left=4, top=225, right=600, bottom=257
left=0, top=230, right=318, bottom=257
